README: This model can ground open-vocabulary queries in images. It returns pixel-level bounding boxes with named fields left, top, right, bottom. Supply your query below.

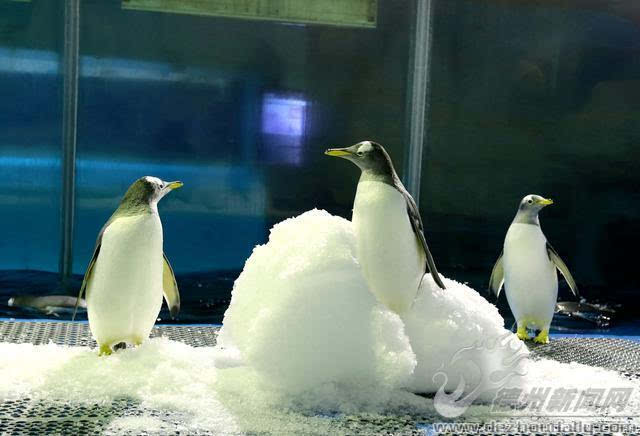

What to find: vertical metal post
left=60, top=0, right=80, bottom=288
left=404, top=0, right=435, bottom=204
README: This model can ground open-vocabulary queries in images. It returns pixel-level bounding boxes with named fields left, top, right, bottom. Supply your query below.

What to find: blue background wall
left=0, top=0, right=412, bottom=321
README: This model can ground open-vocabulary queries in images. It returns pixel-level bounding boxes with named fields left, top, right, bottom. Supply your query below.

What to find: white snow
left=218, top=209, right=527, bottom=404
left=0, top=339, right=239, bottom=434
left=216, top=210, right=415, bottom=402
left=404, top=275, right=529, bottom=403
left=1, top=209, right=638, bottom=433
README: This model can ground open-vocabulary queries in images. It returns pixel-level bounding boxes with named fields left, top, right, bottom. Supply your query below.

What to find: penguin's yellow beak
left=325, top=148, right=352, bottom=157
left=167, top=181, right=183, bottom=190
left=538, top=198, right=553, bottom=206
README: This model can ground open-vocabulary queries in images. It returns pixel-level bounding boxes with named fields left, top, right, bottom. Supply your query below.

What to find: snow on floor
left=1, top=209, right=639, bottom=434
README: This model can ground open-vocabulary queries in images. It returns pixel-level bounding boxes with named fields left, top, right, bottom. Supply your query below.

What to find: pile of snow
left=217, top=209, right=527, bottom=405
left=404, top=276, right=527, bottom=398
left=0, top=339, right=637, bottom=434
left=0, top=339, right=238, bottom=434
left=216, top=210, right=415, bottom=404
left=0, top=209, right=638, bottom=433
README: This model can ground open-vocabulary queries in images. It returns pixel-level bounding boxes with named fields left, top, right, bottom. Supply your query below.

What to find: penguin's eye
left=356, top=151, right=364, bottom=157
left=527, top=199, right=533, bottom=204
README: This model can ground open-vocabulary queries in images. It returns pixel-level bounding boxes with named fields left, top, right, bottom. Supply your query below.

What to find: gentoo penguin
left=489, top=194, right=578, bottom=343
left=73, top=176, right=182, bottom=355
left=325, top=140, right=445, bottom=314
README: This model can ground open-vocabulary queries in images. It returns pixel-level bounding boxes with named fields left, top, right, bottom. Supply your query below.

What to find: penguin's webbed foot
left=516, top=325, right=529, bottom=341
left=98, top=344, right=112, bottom=356
left=534, top=330, right=549, bottom=344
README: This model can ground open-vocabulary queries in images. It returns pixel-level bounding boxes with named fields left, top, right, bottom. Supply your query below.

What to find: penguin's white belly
left=87, top=213, right=164, bottom=347
left=503, top=223, right=558, bottom=329
left=352, top=180, right=425, bottom=314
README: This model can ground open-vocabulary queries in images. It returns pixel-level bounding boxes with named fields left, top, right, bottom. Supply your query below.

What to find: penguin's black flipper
left=547, top=242, right=579, bottom=298
left=488, top=251, right=505, bottom=298
left=162, top=253, right=180, bottom=319
left=400, top=187, right=446, bottom=290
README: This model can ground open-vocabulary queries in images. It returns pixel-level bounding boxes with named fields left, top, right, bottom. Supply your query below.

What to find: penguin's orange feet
left=98, top=344, right=112, bottom=356
left=534, top=329, right=549, bottom=344
left=516, top=325, right=529, bottom=341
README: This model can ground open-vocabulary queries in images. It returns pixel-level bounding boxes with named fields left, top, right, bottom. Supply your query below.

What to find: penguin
left=325, top=140, right=445, bottom=315
left=73, top=176, right=182, bottom=355
left=489, top=194, right=579, bottom=344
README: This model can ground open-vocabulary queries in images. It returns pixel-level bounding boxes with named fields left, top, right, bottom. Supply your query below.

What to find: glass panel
left=74, top=1, right=411, bottom=322
left=0, top=1, right=62, bottom=276
left=422, top=0, right=640, bottom=305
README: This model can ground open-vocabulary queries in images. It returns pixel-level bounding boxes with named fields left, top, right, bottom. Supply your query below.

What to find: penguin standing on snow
left=73, top=176, right=183, bottom=355
left=489, top=194, right=579, bottom=344
left=325, top=141, right=445, bottom=315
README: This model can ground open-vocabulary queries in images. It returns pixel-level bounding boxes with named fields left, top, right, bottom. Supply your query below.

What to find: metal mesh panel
left=1, top=320, right=639, bottom=435
left=0, top=320, right=219, bottom=347
left=530, top=337, right=640, bottom=377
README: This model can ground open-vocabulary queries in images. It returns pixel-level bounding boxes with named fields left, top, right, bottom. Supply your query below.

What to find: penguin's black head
left=514, top=194, right=553, bottom=225
left=120, top=176, right=183, bottom=209
left=324, top=141, right=396, bottom=176
left=518, top=194, right=553, bottom=212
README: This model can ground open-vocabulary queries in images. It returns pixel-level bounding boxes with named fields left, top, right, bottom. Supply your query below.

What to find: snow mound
left=404, top=275, right=527, bottom=398
left=217, top=209, right=525, bottom=405
left=217, top=210, right=416, bottom=403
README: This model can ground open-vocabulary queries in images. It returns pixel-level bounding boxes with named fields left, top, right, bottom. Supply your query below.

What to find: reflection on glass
left=1, top=0, right=412, bottom=322
left=260, top=92, right=308, bottom=165
left=0, top=46, right=61, bottom=272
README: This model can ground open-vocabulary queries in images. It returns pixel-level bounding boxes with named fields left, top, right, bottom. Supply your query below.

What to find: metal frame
left=59, top=0, right=80, bottom=288
left=403, top=0, right=435, bottom=204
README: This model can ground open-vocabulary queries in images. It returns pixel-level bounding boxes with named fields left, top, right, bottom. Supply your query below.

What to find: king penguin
left=489, top=194, right=579, bottom=344
left=325, top=141, right=445, bottom=314
left=73, top=176, right=183, bottom=355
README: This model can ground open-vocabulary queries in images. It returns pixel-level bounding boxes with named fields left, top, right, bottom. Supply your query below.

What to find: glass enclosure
left=0, top=0, right=413, bottom=322
left=0, top=0, right=638, bottom=326
left=0, top=1, right=62, bottom=273
left=422, top=0, right=640, bottom=327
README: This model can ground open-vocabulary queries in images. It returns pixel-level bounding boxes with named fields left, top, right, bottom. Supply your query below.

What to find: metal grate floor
left=0, top=320, right=218, bottom=348
left=529, top=336, right=640, bottom=377
left=1, top=320, right=639, bottom=435
left=0, top=321, right=220, bottom=435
